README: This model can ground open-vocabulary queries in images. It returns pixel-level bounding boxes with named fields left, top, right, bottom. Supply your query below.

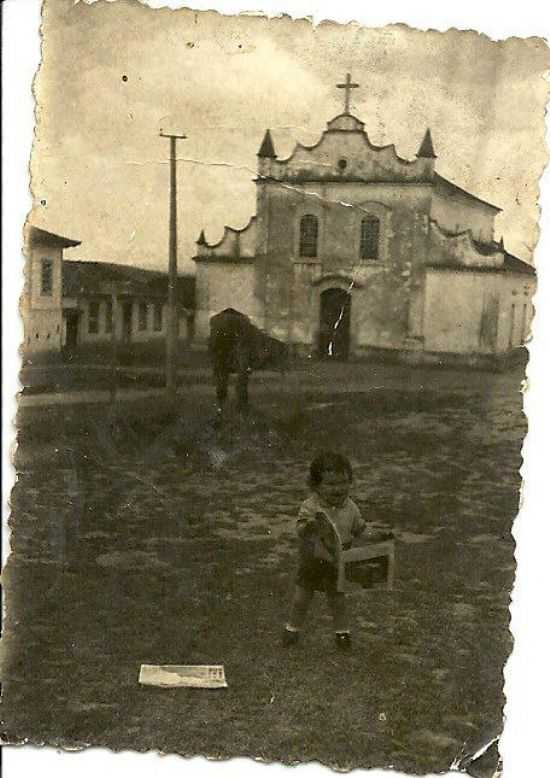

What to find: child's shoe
left=335, top=632, right=352, bottom=651
left=282, top=627, right=300, bottom=646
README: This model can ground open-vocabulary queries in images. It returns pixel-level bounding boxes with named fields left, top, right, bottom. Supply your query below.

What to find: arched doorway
left=319, top=288, right=351, bottom=360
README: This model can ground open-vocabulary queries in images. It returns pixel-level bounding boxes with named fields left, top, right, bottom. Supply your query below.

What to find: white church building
left=193, top=75, right=535, bottom=367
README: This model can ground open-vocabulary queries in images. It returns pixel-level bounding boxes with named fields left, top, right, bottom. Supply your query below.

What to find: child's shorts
left=296, top=556, right=339, bottom=595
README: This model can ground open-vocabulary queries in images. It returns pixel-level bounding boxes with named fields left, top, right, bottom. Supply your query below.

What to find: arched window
left=299, top=215, right=319, bottom=258
left=360, top=216, right=380, bottom=260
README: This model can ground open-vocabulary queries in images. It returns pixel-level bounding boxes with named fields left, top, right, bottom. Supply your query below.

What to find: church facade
left=193, top=77, right=535, bottom=366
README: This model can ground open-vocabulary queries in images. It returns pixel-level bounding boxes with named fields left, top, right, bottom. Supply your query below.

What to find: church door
left=319, top=288, right=351, bottom=360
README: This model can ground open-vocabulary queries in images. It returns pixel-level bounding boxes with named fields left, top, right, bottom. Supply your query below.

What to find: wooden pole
left=160, top=131, right=186, bottom=402
left=110, top=283, right=118, bottom=402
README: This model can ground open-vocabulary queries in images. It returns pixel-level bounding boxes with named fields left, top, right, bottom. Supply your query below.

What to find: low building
left=22, top=226, right=81, bottom=361
left=61, top=260, right=195, bottom=362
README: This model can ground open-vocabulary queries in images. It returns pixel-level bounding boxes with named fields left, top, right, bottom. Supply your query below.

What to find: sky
left=31, top=0, right=550, bottom=272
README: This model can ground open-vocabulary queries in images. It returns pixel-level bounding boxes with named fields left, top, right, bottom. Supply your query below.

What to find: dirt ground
left=2, top=363, right=526, bottom=775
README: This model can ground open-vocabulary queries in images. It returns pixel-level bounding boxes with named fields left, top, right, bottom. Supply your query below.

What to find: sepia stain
left=5, top=2, right=549, bottom=774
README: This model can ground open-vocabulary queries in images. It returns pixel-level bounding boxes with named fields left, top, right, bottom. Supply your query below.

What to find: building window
left=105, top=300, right=113, bottom=333
left=360, top=216, right=380, bottom=260
left=138, top=301, right=148, bottom=331
left=41, top=258, right=54, bottom=295
left=299, top=215, right=319, bottom=258
left=88, top=301, right=100, bottom=334
left=153, top=303, right=163, bottom=332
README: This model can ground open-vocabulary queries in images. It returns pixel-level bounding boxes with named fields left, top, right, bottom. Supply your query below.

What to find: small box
left=337, top=541, right=395, bottom=593
left=314, top=511, right=395, bottom=593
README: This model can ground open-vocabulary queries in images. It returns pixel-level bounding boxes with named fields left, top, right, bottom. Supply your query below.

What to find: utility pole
left=109, top=282, right=118, bottom=402
left=160, top=130, right=186, bottom=402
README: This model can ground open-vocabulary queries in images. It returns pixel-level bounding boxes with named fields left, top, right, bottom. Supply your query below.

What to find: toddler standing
left=283, top=451, right=367, bottom=650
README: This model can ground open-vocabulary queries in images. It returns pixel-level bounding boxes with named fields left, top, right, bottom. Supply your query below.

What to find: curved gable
left=194, top=216, right=256, bottom=262
left=270, top=121, right=429, bottom=184
left=429, top=219, right=504, bottom=270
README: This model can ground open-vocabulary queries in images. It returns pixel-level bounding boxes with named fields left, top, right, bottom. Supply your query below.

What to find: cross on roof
left=337, top=73, right=359, bottom=114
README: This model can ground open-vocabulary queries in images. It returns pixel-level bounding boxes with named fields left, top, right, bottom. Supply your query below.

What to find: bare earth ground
left=2, top=363, right=525, bottom=775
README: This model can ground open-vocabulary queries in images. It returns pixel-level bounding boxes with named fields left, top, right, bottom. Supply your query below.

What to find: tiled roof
left=27, top=226, right=81, bottom=249
left=426, top=254, right=535, bottom=276
left=472, top=239, right=536, bottom=274
left=434, top=174, right=501, bottom=212
left=62, top=261, right=196, bottom=307
left=503, top=252, right=536, bottom=275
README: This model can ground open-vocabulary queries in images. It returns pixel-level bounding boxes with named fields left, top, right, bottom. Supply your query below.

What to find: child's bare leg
left=327, top=591, right=350, bottom=634
left=286, top=585, right=314, bottom=631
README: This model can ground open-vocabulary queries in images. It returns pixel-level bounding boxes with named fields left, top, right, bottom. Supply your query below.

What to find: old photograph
left=3, top=1, right=550, bottom=776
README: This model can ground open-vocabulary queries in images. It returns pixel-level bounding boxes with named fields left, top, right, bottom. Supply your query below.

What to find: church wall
left=238, top=224, right=256, bottom=257
left=275, top=132, right=427, bottom=183
left=194, top=261, right=262, bottom=341
left=257, top=186, right=301, bottom=341
left=423, top=269, right=535, bottom=354
left=424, top=270, right=495, bottom=353
left=431, top=190, right=496, bottom=244
left=194, top=263, right=210, bottom=341
left=258, top=181, right=433, bottom=352
left=353, top=269, right=412, bottom=351
left=496, top=274, right=536, bottom=352
left=428, top=221, right=503, bottom=269
left=288, top=262, right=321, bottom=349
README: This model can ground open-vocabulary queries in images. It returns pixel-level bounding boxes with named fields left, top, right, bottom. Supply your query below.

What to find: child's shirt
left=296, top=494, right=366, bottom=562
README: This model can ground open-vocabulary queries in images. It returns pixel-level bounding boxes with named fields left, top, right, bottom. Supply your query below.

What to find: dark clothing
left=296, top=556, right=339, bottom=594
left=296, top=539, right=352, bottom=594
left=287, top=494, right=362, bottom=634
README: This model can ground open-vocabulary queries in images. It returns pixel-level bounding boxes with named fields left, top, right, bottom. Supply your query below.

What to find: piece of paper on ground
left=138, top=664, right=228, bottom=689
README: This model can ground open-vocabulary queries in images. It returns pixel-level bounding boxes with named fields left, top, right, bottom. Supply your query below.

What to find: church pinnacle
left=417, top=128, right=437, bottom=159
left=258, top=129, right=276, bottom=159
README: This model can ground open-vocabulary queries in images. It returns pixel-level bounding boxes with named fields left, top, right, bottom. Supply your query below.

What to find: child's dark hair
left=309, top=451, right=353, bottom=489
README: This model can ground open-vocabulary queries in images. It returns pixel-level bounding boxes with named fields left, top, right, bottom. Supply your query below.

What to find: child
left=283, top=451, right=371, bottom=650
